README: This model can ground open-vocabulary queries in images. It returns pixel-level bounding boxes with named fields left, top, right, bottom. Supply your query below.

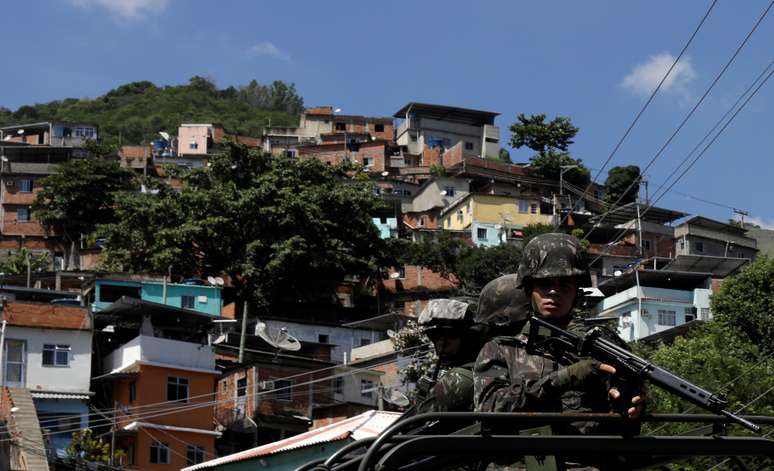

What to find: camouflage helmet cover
left=475, top=274, right=530, bottom=327
left=417, top=299, right=471, bottom=335
left=517, top=233, right=591, bottom=287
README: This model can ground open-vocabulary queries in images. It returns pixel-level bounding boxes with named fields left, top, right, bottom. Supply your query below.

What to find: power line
left=555, top=0, right=720, bottom=229
left=584, top=0, right=774, bottom=241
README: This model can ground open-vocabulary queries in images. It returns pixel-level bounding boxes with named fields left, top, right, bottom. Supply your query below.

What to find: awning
left=30, top=392, right=92, bottom=400
left=663, top=255, right=750, bottom=277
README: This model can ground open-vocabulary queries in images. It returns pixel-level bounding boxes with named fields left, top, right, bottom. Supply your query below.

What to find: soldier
left=473, top=233, right=644, bottom=469
left=413, top=298, right=483, bottom=414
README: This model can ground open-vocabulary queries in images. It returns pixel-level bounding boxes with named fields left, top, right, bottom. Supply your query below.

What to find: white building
left=1, top=302, right=93, bottom=456
left=592, top=270, right=713, bottom=342
left=393, top=102, right=501, bottom=160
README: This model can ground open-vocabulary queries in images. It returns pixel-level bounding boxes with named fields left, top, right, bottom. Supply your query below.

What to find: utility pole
left=733, top=208, right=749, bottom=227
left=238, top=301, right=249, bottom=363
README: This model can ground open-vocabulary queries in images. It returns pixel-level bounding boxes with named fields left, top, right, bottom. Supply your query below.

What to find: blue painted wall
left=93, top=279, right=223, bottom=316
left=372, top=217, right=398, bottom=239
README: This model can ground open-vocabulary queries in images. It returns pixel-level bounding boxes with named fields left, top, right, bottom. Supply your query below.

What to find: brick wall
left=422, top=146, right=442, bottom=167
left=441, top=142, right=464, bottom=168
left=403, top=211, right=441, bottom=230
left=299, top=142, right=387, bottom=172
left=380, top=265, right=458, bottom=293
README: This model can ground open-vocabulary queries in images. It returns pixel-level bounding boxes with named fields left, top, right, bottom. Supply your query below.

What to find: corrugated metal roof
left=30, top=392, right=91, bottom=400
left=182, top=410, right=401, bottom=471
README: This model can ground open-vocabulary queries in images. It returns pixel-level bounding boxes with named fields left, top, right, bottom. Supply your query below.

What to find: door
left=3, top=339, right=26, bottom=387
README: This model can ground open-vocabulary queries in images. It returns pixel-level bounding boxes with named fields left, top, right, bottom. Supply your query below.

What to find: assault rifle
left=526, top=315, right=761, bottom=433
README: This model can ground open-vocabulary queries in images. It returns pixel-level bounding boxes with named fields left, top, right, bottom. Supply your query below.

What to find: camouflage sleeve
left=473, top=339, right=558, bottom=413
left=415, top=367, right=475, bottom=414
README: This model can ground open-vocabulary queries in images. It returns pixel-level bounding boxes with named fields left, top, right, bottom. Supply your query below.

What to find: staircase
left=7, top=388, right=50, bottom=471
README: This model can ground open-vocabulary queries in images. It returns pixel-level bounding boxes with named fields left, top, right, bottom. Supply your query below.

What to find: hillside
left=745, top=224, right=774, bottom=257
left=0, top=77, right=302, bottom=145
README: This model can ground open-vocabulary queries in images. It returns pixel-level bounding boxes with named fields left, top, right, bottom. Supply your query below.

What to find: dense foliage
left=711, top=256, right=774, bottom=354
left=508, top=113, right=590, bottom=188
left=603, top=165, right=641, bottom=206
left=390, top=320, right=436, bottom=390
left=0, top=77, right=302, bottom=146
left=98, top=143, right=395, bottom=309
left=66, top=429, right=126, bottom=464
left=32, top=142, right=138, bottom=269
left=0, top=248, right=50, bottom=275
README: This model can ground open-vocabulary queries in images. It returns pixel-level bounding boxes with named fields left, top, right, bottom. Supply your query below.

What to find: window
left=372, top=123, right=383, bottom=133
left=695, top=241, right=704, bottom=253
left=283, top=149, right=297, bottom=158
left=3, top=339, right=26, bottom=386
left=42, top=344, right=70, bottom=367
left=335, top=122, right=347, bottom=131
left=126, top=444, right=135, bottom=466
left=334, top=377, right=343, bottom=394
left=642, top=240, right=652, bottom=251
left=17, top=207, right=30, bottom=222
left=657, top=310, right=676, bottom=326
left=679, top=240, right=685, bottom=250
left=397, top=266, right=406, bottom=279
left=186, top=445, right=206, bottom=465
left=189, top=142, right=198, bottom=150
left=519, top=200, right=529, bottom=214
left=418, top=216, right=425, bottom=227
left=237, top=377, right=247, bottom=397
left=181, top=295, right=195, bottom=309
left=318, top=334, right=329, bottom=344
left=129, top=381, right=136, bottom=402
left=477, top=228, right=488, bottom=240
left=443, top=186, right=455, bottom=197
left=410, top=134, right=417, bottom=142
left=150, top=441, right=170, bottom=464
left=530, top=204, right=538, bottom=214
left=373, top=186, right=381, bottom=196
left=167, top=376, right=189, bottom=402
left=379, top=217, right=387, bottom=225
left=363, top=157, right=374, bottom=167
left=361, top=379, right=374, bottom=399
left=360, top=338, right=371, bottom=347
left=457, top=210, right=463, bottom=223
left=464, top=141, right=474, bottom=151
left=19, top=179, right=32, bottom=192
left=274, top=379, right=293, bottom=401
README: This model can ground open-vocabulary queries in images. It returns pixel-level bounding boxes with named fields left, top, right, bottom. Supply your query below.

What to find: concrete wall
left=103, top=335, right=217, bottom=373
left=410, top=177, right=470, bottom=213
left=94, top=279, right=223, bottom=316
left=178, top=125, right=210, bottom=155
left=3, top=325, right=92, bottom=392
left=675, top=234, right=757, bottom=259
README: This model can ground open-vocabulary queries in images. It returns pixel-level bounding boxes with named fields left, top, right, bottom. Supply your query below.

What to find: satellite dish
left=383, top=388, right=410, bottom=407
left=334, top=108, right=342, bottom=113
left=2, top=135, right=11, bottom=141
left=214, top=277, right=225, bottom=287
left=211, top=333, right=228, bottom=345
left=159, top=131, right=171, bottom=141
left=389, top=272, right=400, bottom=279
left=255, top=322, right=301, bottom=352
left=207, top=276, right=217, bottom=286
left=440, top=190, right=447, bottom=196
left=16, top=129, right=24, bottom=135
left=381, top=171, right=389, bottom=177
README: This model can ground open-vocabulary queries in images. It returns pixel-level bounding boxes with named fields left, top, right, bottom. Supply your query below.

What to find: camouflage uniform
left=413, top=299, right=481, bottom=414
left=473, top=234, right=638, bottom=470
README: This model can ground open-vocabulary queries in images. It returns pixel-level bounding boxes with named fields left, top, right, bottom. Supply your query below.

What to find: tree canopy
left=98, top=144, right=394, bottom=308
left=32, top=142, right=138, bottom=269
left=508, top=113, right=590, bottom=188
left=603, top=165, right=640, bottom=206
left=711, top=256, right=774, bottom=353
left=0, top=77, right=303, bottom=146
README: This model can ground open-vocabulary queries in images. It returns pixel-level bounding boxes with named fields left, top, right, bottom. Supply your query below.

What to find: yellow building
left=439, top=194, right=552, bottom=246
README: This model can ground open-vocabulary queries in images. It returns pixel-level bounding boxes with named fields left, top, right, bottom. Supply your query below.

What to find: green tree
left=711, top=256, right=774, bottom=354
left=66, top=428, right=126, bottom=464
left=32, top=143, right=138, bottom=269
left=99, top=143, right=393, bottom=310
left=0, top=248, right=49, bottom=275
left=603, top=165, right=640, bottom=206
left=455, top=243, right=522, bottom=293
left=496, top=148, right=512, bottom=163
left=509, top=113, right=590, bottom=188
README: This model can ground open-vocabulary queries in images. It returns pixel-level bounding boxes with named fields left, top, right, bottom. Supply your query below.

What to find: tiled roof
left=2, top=302, right=90, bottom=331
left=182, top=410, right=400, bottom=470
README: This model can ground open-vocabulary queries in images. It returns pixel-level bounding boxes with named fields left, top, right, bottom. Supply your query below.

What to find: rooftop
left=393, top=102, right=499, bottom=125
left=2, top=301, right=90, bottom=331
left=678, top=215, right=749, bottom=235
left=591, top=202, right=687, bottom=226
left=598, top=269, right=712, bottom=295
left=663, top=254, right=751, bottom=277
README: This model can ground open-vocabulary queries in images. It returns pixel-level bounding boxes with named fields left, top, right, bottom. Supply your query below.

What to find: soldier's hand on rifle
left=551, top=359, right=609, bottom=391
left=603, top=366, right=646, bottom=420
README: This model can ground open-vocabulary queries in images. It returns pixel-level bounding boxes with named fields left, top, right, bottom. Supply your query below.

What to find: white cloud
left=247, top=41, right=291, bottom=62
left=745, top=216, right=774, bottom=230
left=621, top=52, right=696, bottom=97
left=71, top=0, right=170, bottom=20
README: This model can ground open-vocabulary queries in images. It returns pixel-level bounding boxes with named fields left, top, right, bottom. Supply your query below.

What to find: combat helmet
left=475, top=274, right=530, bottom=335
left=417, top=298, right=475, bottom=339
left=517, top=233, right=592, bottom=288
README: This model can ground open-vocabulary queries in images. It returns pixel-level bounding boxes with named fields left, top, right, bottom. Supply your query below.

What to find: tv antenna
left=255, top=322, right=301, bottom=353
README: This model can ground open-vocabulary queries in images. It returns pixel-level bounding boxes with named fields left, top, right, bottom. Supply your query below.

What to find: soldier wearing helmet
left=412, top=298, right=483, bottom=414
left=474, top=234, right=644, bottom=469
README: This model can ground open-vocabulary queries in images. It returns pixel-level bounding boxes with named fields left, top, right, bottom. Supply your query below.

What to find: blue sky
left=1, top=0, right=773, bottom=227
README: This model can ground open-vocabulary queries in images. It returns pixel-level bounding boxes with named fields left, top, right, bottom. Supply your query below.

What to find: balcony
left=102, top=335, right=216, bottom=374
